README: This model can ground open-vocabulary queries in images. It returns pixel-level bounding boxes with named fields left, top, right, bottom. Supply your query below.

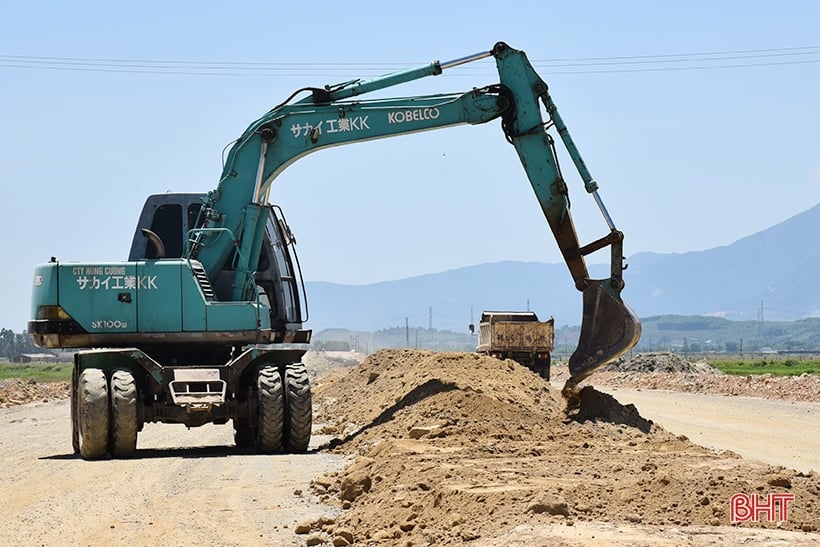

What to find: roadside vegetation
left=0, top=362, right=72, bottom=382
left=707, top=356, right=820, bottom=377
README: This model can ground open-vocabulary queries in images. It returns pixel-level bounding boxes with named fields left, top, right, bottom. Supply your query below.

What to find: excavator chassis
left=69, top=346, right=312, bottom=459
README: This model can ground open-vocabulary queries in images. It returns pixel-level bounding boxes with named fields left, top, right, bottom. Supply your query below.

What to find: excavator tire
left=78, top=368, right=110, bottom=460
left=256, top=365, right=284, bottom=453
left=110, top=369, right=138, bottom=457
left=283, top=362, right=312, bottom=453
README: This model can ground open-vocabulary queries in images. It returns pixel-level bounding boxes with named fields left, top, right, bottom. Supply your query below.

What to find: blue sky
left=2, top=1, right=819, bottom=331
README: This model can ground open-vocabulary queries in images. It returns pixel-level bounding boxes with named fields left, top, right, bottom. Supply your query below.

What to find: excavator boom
left=490, top=42, right=641, bottom=381
left=185, top=41, right=641, bottom=383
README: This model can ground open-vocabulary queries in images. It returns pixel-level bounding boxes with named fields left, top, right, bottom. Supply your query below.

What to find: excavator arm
left=490, top=43, right=642, bottom=384
left=190, top=41, right=640, bottom=383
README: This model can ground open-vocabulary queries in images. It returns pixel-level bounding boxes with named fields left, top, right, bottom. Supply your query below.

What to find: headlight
left=36, top=306, right=71, bottom=320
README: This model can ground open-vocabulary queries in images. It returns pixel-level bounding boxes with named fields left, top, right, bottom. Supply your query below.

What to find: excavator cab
left=128, top=194, right=309, bottom=341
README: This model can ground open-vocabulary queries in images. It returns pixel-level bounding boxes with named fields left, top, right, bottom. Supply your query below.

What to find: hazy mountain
left=626, top=202, right=820, bottom=321
left=304, top=203, right=820, bottom=332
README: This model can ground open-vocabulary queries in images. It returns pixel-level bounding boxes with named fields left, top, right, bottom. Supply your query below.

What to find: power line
left=534, top=45, right=820, bottom=63
left=0, top=45, right=818, bottom=77
left=2, top=45, right=818, bottom=67
left=541, top=57, right=820, bottom=75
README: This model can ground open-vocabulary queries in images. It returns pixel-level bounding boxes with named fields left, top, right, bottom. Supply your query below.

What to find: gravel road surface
left=0, top=400, right=345, bottom=546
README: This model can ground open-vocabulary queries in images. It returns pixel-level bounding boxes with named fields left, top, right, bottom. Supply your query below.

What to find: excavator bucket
left=568, top=280, right=642, bottom=384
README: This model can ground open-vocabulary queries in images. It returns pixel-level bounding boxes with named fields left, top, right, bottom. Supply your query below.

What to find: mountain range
left=304, top=203, right=820, bottom=332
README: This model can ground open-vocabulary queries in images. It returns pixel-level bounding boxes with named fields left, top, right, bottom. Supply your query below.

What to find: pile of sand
left=302, top=349, right=820, bottom=545
left=606, top=352, right=713, bottom=374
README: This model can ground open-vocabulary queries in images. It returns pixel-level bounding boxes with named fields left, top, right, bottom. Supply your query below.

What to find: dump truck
left=475, top=311, right=554, bottom=380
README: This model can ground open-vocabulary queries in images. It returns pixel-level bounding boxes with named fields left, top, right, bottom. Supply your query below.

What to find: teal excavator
left=28, top=42, right=641, bottom=459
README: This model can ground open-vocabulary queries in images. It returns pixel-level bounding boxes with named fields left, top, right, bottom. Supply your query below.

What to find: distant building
left=12, top=353, right=60, bottom=363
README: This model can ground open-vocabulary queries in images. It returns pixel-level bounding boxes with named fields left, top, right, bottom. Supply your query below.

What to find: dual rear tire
left=252, top=362, right=312, bottom=454
left=73, top=368, right=138, bottom=460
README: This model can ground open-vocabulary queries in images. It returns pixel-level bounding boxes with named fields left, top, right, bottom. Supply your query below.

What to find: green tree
left=0, top=328, right=17, bottom=359
left=0, top=328, right=38, bottom=359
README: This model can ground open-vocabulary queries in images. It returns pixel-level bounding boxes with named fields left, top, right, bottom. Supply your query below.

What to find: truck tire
left=283, top=362, right=312, bottom=453
left=78, top=368, right=110, bottom=460
left=110, top=369, right=138, bottom=457
left=256, top=365, right=284, bottom=453
left=534, top=356, right=551, bottom=381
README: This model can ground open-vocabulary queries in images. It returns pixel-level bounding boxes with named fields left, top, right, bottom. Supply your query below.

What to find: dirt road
left=601, top=386, right=820, bottom=474
left=0, top=400, right=345, bottom=546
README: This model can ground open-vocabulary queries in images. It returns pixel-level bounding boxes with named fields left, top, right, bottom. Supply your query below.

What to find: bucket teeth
left=568, top=280, right=641, bottom=383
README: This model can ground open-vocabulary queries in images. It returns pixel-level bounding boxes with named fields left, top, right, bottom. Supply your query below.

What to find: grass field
left=0, top=362, right=72, bottom=382
left=706, top=357, right=820, bottom=376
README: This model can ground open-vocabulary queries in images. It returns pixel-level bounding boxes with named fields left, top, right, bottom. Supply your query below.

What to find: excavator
left=28, top=42, right=641, bottom=459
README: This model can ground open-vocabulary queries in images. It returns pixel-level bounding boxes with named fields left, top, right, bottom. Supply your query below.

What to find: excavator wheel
left=283, top=362, right=312, bottom=453
left=110, top=369, right=138, bottom=457
left=255, top=365, right=285, bottom=453
left=77, top=368, right=110, bottom=460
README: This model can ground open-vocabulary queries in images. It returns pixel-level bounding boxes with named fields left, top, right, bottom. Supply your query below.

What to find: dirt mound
left=549, top=351, right=820, bottom=403
left=608, top=352, right=711, bottom=373
left=305, top=349, right=820, bottom=545
left=313, top=350, right=563, bottom=454
left=568, top=386, right=653, bottom=433
left=303, top=351, right=365, bottom=382
left=0, top=378, right=69, bottom=408
left=605, top=370, right=820, bottom=402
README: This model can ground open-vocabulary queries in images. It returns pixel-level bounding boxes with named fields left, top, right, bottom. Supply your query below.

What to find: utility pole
left=428, top=306, right=432, bottom=330
left=405, top=317, right=410, bottom=348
